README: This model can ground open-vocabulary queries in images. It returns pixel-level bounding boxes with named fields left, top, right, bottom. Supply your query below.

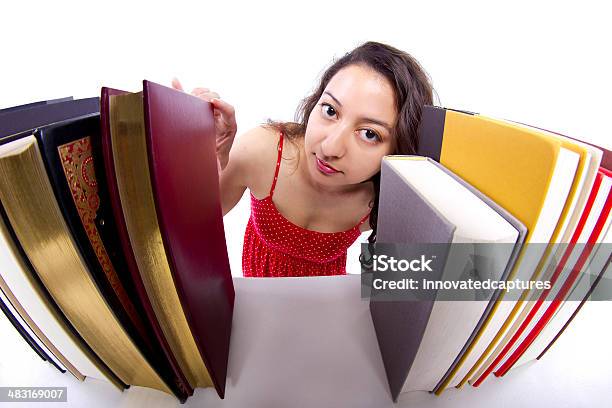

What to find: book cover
left=144, top=80, right=234, bottom=397
left=371, top=158, right=455, bottom=401
left=0, top=97, right=99, bottom=138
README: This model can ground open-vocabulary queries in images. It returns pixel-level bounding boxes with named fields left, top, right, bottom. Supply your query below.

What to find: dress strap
left=269, top=131, right=284, bottom=197
left=357, top=211, right=371, bottom=227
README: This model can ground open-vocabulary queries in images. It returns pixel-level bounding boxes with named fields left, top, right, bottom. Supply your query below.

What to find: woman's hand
left=171, top=78, right=237, bottom=172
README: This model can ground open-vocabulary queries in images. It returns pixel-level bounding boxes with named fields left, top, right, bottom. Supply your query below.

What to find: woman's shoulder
left=230, top=125, right=284, bottom=190
left=236, top=125, right=280, bottom=153
left=232, top=125, right=282, bottom=168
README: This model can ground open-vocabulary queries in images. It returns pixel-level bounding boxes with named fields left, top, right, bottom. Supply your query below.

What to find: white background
left=1, top=1, right=611, bottom=406
left=1, top=0, right=611, bottom=275
left=2, top=0, right=611, bottom=275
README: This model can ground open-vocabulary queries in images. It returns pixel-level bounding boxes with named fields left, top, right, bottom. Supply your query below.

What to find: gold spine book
left=109, top=92, right=212, bottom=388
left=0, top=136, right=172, bottom=396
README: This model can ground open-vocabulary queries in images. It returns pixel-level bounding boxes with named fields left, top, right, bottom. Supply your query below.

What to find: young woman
left=173, top=41, right=434, bottom=277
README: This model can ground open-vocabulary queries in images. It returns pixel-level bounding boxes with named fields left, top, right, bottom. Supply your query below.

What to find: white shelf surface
left=1, top=275, right=611, bottom=408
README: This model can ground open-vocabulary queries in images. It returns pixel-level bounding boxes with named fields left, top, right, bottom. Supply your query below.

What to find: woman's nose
left=320, top=126, right=349, bottom=159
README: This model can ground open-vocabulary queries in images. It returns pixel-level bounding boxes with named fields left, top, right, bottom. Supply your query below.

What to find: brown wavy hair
left=267, top=41, right=434, bottom=243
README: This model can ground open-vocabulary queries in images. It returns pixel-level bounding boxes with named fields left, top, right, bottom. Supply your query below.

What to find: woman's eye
left=359, top=129, right=381, bottom=143
left=321, top=103, right=337, bottom=118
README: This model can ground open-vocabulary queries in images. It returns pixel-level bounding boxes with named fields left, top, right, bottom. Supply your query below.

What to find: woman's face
left=304, top=64, right=397, bottom=192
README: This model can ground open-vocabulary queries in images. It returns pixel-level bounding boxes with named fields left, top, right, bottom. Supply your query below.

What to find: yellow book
left=0, top=136, right=172, bottom=396
left=417, top=108, right=579, bottom=393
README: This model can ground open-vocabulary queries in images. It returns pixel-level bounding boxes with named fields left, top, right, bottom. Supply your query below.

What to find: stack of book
left=371, top=106, right=610, bottom=401
left=1, top=88, right=610, bottom=403
left=0, top=82, right=235, bottom=403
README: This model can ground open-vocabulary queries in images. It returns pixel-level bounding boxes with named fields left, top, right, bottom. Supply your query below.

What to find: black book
left=35, top=114, right=191, bottom=402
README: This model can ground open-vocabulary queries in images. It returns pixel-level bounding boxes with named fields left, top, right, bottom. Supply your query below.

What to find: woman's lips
left=315, top=156, right=340, bottom=175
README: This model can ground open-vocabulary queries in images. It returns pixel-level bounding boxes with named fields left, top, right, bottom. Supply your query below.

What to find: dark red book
left=143, top=80, right=234, bottom=398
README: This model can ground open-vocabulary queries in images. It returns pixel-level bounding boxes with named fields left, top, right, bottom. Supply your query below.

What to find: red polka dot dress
left=242, top=132, right=370, bottom=277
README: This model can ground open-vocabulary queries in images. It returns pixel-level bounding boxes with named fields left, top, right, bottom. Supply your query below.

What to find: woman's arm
left=218, top=126, right=275, bottom=215
left=218, top=130, right=249, bottom=216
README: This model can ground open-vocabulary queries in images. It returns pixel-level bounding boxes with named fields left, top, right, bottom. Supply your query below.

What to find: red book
left=470, top=171, right=605, bottom=385
left=143, top=80, right=235, bottom=398
left=493, top=169, right=611, bottom=377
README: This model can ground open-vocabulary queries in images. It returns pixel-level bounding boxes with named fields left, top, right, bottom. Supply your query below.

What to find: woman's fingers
left=171, top=80, right=234, bottom=131
left=171, top=77, right=184, bottom=91
left=191, top=87, right=210, bottom=95
left=195, top=91, right=220, bottom=100
left=171, top=81, right=220, bottom=103
left=210, top=98, right=235, bottom=118
left=191, top=89, right=220, bottom=102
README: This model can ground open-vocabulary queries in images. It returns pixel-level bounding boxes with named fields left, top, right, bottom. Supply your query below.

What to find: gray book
left=371, top=156, right=522, bottom=400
